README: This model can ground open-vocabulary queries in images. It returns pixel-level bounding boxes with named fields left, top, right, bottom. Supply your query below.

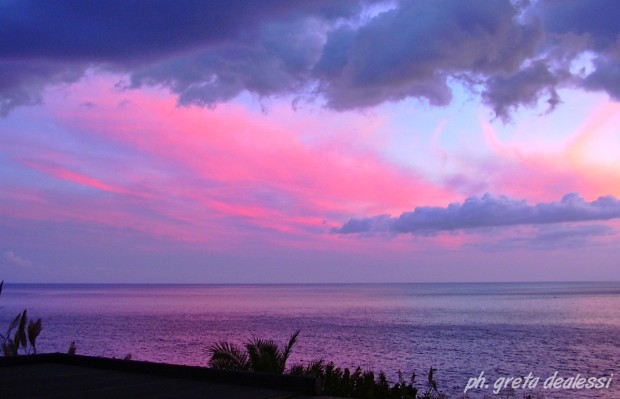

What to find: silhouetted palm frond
left=246, top=338, right=282, bottom=373
left=208, top=341, right=250, bottom=371
left=207, top=330, right=302, bottom=374
left=2, top=340, right=18, bottom=357
left=27, top=318, right=42, bottom=354
left=281, top=329, right=300, bottom=367
left=13, top=310, right=28, bottom=350
left=289, top=358, right=324, bottom=376
left=7, top=312, right=21, bottom=335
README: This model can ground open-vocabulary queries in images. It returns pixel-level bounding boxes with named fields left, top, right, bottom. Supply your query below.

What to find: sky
left=1, top=0, right=620, bottom=283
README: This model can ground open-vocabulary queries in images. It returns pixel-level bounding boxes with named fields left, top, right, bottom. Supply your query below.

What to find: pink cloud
left=18, top=159, right=128, bottom=195
left=469, top=101, right=620, bottom=202
left=1, top=74, right=456, bottom=252
left=5, top=74, right=617, bottom=259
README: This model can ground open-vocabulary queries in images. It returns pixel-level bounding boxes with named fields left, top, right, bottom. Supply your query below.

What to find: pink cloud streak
left=18, top=159, right=129, bottom=195
left=2, top=74, right=456, bottom=252
left=3, top=73, right=618, bottom=258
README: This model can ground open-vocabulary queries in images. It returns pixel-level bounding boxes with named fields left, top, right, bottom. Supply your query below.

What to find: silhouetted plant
left=419, top=366, right=446, bottom=399
left=208, top=329, right=300, bottom=373
left=290, top=360, right=422, bottom=399
left=0, top=281, right=42, bottom=356
left=209, top=329, right=448, bottom=399
left=28, top=318, right=43, bottom=353
left=67, top=341, right=77, bottom=355
left=208, top=341, right=250, bottom=371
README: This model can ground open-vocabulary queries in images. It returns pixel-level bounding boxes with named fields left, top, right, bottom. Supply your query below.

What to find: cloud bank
left=333, top=193, right=620, bottom=235
left=2, top=0, right=620, bottom=118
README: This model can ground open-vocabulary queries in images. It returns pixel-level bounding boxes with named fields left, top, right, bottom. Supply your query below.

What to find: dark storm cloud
left=535, top=0, right=620, bottom=49
left=333, top=194, right=620, bottom=235
left=127, top=16, right=327, bottom=107
left=482, top=62, right=562, bottom=121
left=534, top=0, right=620, bottom=101
left=315, top=0, right=542, bottom=109
left=1, top=0, right=360, bottom=111
left=583, top=58, right=620, bottom=100
left=0, top=61, right=84, bottom=116
left=1, top=0, right=620, bottom=116
left=0, top=0, right=361, bottom=62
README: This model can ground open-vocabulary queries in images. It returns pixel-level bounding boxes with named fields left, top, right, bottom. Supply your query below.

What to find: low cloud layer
left=1, top=0, right=620, bottom=118
left=477, top=224, right=616, bottom=251
left=333, top=193, right=620, bottom=235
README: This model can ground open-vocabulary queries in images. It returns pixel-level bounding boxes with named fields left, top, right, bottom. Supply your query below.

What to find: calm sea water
left=1, top=282, right=618, bottom=398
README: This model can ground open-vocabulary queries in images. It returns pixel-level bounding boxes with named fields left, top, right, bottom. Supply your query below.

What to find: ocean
left=1, top=282, right=618, bottom=398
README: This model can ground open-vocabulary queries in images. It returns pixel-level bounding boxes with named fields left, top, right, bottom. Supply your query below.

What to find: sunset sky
left=1, top=0, right=620, bottom=283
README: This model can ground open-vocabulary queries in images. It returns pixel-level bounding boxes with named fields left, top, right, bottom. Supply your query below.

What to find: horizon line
left=3, top=280, right=618, bottom=286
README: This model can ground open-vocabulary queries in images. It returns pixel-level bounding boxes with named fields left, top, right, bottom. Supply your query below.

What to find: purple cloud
left=315, top=0, right=541, bottom=110
left=0, top=0, right=363, bottom=114
left=482, top=61, right=563, bottom=122
left=2, top=0, right=620, bottom=117
left=583, top=58, right=620, bottom=100
left=473, top=224, right=616, bottom=252
left=333, top=193, right=620, bottom=235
